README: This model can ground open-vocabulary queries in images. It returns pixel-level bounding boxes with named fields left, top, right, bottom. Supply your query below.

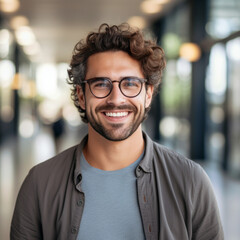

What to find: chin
left=93, top=125, right=139, bottom=142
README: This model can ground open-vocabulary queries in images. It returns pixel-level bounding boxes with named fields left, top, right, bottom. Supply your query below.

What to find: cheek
left=86, top=97, right=105, bottom=112
left=131, top=98, right=146, bottom=112
left=79, top=88, right=98, bottom=111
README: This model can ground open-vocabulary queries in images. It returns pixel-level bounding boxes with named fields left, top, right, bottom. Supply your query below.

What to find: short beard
left=89, top=120, right=141, bottom=142
left=86, top=103, right=146, bottom=142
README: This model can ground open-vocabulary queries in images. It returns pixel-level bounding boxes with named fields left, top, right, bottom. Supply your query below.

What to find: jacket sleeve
left=191, top=164, right=224, bottom=240
left=10, top=168, right=42, bottom=239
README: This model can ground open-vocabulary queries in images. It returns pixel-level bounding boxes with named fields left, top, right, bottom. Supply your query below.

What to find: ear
left=77, top=85, right=86, bottom=110
left=145, top=85, right=154, bottom=108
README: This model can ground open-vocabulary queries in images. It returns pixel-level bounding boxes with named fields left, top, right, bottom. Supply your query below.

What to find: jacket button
left=71, top=227, right=77, bottom=234
left=77, top=200, right=83, bottom=206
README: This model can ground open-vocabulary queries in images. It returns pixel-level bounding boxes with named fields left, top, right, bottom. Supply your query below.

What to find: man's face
left=78, top=51, right=153, bottom=141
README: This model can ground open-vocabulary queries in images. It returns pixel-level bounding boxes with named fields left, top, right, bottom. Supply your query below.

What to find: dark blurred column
left=13, top=44, right=20, bottom=137
left=0, top=13, right=3, bottom=144
left=189, top=0, right=210, bottom=160
left=147, top=19, right=165, bottom=142
left=222, top=56, right=230, bottom=171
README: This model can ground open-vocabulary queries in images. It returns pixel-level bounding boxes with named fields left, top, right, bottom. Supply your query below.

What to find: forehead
left=86, top=51, right=144, bottom=79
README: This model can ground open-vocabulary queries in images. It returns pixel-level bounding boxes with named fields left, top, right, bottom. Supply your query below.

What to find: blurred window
left=207, top=0, right=240, bottom=39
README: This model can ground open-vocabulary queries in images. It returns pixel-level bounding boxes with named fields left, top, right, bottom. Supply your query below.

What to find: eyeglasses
left=82, top=77, right=147, bottom=98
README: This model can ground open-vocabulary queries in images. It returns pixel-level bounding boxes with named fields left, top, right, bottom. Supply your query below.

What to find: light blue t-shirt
left=77, top=153, right=145, bottom=240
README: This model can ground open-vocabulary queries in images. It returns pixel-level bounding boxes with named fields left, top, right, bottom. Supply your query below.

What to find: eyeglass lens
left=88, top=77, right=143, bottom=98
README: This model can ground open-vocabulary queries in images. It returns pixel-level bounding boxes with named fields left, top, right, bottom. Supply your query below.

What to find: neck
left=83, top=126, right=144, bottom=171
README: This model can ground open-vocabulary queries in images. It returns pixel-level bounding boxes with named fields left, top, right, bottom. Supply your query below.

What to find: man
left=11, top=23, right=224, bottom=240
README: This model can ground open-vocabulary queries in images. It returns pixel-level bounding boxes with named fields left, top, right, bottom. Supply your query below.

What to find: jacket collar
left=73, top=135, right=88, bottom=186
left=73, top=131, right=154, bottom=185
left=138, top=131, right=153, bottom=173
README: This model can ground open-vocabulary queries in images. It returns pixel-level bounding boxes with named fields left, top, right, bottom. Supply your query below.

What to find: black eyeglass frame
left=81, top=77, right=148, bottom=99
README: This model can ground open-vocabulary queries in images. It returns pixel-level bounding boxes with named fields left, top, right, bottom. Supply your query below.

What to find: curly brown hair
left=67, top=23, right=166, bottom=123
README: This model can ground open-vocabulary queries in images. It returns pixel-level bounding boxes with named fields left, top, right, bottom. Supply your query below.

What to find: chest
left=77, top=169, right=145, bottom=240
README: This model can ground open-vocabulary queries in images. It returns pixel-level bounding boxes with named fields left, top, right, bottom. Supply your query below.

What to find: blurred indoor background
left=0, top=0, right=240, bottom=239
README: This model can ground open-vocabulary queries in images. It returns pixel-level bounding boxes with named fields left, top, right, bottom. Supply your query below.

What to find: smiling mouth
left=104, top=112, right=129, bottom=117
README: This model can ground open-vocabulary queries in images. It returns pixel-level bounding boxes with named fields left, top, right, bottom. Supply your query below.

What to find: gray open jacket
left=11, top=132, right=224, bottom=240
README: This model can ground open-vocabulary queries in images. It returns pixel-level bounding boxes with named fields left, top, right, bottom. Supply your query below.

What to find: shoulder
left=151, top=140, right=210, bottom=191
left=31, top=144, right=78, bottom=176
left=34, top=135, right=88, bottom=174
left=152, top=140, right=199, bottom=172
left=151, top=140, right=219, bottom=208
left=143, top=132, right=203, bottom=181
left=143, top=134, right=224, bottom=238
left=24, top=144, right=81, bottom=194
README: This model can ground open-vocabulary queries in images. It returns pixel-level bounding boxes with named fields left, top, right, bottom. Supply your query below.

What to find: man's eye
left=122, top=80, right=139, bottom=88
left=93, top=81, right=110, bottom=88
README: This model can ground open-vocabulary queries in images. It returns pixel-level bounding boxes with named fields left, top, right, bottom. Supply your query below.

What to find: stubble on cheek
left=84, top=95, right=148, bottom=141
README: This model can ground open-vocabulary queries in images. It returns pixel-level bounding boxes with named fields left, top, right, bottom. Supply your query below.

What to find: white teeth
left=105, top=112, right=128, bottom=117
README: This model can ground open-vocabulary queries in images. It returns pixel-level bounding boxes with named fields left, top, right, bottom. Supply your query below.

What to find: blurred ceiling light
left=210, top=132, right=225, bottom=149
left=0, top=29, right=12, bottom=58
left=159, top=116, right=179, bottom=138
left=140, top=0, right=163, bottom=14
left=0, top=29, right=11, bottom=44
left=23, top=41, right=41, bottom=56
left=206, top=44, right=227, bottom=96
left=36, top=63, right=58, bottom=98
left=150, top=0, right=170, bottom=4
left=0, top=0, right=20, bottom=13
left=15, top=26, right=36, bottom=46
left=38, top=100, right=61, bottom=124
left=206, top=19, right=232, bottom=39
left=0, top=60, right=15, bottom=87
left=179, top=43, right=201, bottom=62
left=19, top=118, right=35, bottom=138
left=127, top=16, right=146, bottom=29
left=10, top=16, right=29, bottom=30
left=57, top=63, right=69, bottom=82
left=226, top=37, right=240, bottom=61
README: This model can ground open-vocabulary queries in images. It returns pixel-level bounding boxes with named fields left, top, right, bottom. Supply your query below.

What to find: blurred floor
left=0, top=125, right=239, bottom=240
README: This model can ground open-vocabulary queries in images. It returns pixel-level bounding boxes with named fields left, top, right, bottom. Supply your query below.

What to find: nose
left=106, top=82, right=126, bottom=105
